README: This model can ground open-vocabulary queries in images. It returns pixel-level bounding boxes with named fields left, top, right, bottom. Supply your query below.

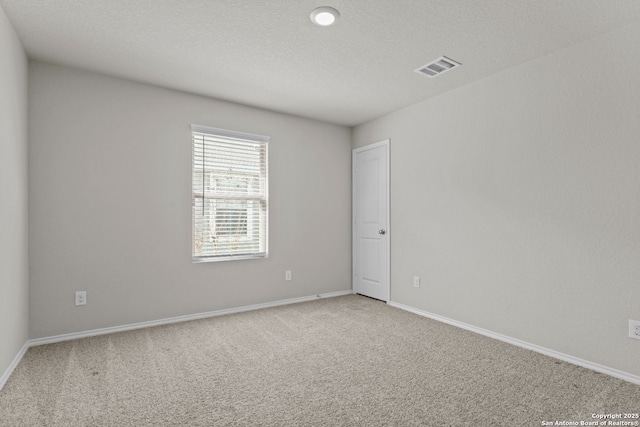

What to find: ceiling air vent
left=414, top=56, right=461, bottom=78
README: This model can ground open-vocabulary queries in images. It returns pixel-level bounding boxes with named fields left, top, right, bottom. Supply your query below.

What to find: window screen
left=192, top=125, right=268, bottom=262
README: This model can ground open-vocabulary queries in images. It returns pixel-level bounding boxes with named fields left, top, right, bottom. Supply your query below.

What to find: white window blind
left=192, top=125, right=269, bottom=262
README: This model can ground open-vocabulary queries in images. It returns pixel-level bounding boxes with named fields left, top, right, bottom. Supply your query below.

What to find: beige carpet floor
left=0, top=295, right=638, bottom=426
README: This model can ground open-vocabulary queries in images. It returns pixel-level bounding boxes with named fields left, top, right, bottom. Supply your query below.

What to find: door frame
left=352, top=139, right=390, bottom=302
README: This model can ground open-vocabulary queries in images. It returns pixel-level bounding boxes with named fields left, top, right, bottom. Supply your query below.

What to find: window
left=192, top=125, right=269, bottom=262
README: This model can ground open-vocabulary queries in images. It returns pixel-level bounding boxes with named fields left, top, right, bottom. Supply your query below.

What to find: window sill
left=192, top=253, right=268, bottom=263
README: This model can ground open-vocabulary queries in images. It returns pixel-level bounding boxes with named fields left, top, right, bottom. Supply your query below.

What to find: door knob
left=379, top=229, right=386, bottom=235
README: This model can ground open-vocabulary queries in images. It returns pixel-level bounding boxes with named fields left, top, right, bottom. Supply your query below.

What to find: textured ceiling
left=2, top=0, right=640, bottom=126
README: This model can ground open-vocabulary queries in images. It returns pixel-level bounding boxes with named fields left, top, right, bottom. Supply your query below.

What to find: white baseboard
left=29, top=290, right=352, bottom=347
left=0, top=290, right=352, bottom=391
left=19, top=292, right=635, bottom=392
left=389, top=301, right=640, bottom=385
left=0, top=341, right=30, bottom=391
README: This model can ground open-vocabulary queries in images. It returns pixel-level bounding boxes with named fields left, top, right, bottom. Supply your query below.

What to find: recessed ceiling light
left=310, top=6, right=340, bottom=26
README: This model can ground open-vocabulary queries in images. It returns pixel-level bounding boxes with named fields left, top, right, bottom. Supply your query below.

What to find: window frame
left=191, top=124, right=269, bottom=263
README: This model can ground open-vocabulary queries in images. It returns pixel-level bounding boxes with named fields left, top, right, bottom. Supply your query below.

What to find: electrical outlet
left=413, top=276, right=420, bottom=288
left=285, top=270, right=292, bottom=281
left=75, top=291, right=87, bottom=306
left=630, top=319, right=640, bottom=340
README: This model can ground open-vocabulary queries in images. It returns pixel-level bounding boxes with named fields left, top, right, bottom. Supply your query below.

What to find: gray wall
left=353, top=23, right=640, bottom=377
left=28, top=62, right=352, bottom=338
left=0, top=5, right=29, bottom=377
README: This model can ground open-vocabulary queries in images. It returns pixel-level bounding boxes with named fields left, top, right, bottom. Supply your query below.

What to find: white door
left=353, top=140, right=389, bottom=302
